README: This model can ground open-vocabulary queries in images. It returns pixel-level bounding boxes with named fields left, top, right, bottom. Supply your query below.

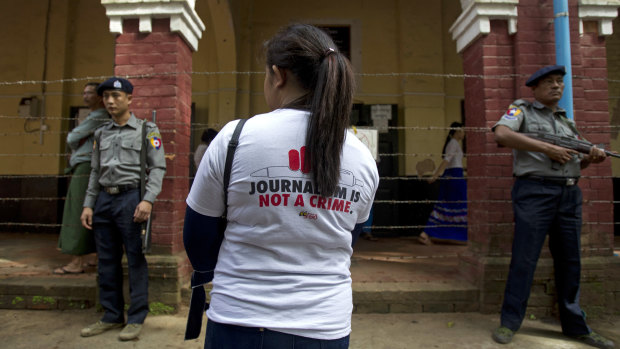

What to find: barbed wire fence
left=1, top=70, right=619, bottom=256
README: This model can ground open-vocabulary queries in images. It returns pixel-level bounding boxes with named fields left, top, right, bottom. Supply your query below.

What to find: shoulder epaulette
left=512, top=99, right=531, bottom=107
left=93, top=122, right=109, bottom=136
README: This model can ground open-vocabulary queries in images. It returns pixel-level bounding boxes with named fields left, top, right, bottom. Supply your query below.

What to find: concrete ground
left=0, top=232, right=467, bottom=283
left=0, top=306, right=618, bottom=349
left=2, top=232, right=619, bottom=348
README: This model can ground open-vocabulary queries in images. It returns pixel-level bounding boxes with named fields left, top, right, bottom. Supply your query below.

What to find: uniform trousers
left=500, top=178, right=590, bottom=336
left=204, top=319, right=350, bottom=349
left=93, top=188, right=149, bottom=324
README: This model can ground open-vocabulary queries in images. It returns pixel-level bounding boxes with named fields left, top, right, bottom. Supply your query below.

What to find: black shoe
left=571, top=332, right=615, bottom=349
left=492, top=326, right=514, bottom=344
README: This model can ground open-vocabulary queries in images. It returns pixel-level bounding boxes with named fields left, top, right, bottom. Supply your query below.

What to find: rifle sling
left=140, top=120, right=147, bottom=199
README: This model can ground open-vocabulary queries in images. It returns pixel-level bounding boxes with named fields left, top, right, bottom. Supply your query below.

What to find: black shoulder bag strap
left=184, top=118, right=247, bottom=341
left=223, top=118, right=248, bottom=212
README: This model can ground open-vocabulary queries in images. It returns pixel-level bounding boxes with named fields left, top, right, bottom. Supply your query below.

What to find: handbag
left=185, top=118, right=247, bottom=340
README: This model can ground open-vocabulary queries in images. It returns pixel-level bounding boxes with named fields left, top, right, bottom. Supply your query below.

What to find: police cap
left=525, top=65, right=566, bottom=87
left=97, top=77, right=134, bottom=96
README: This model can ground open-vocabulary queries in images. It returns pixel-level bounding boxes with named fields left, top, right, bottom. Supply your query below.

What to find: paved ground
left=2, top=232, right=619, bottom=348
left=0, top=306, right=618, bottom=349
left=0, top=232, right=468, bottom=283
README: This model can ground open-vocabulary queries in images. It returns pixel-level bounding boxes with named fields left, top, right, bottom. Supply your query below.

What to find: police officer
left=79, top=77, right=166, bottom=341
left=491, top=65, right=614, bottom=349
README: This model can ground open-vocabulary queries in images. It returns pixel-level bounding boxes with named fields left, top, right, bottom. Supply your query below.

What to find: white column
left=578, top=0, right=620, bottom=36
left=101, top=0, right=206, bottom=51
left=449, top=0, right=519, bottom=53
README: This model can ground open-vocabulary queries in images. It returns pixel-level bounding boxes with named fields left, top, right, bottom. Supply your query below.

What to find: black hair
left=441, top=122, right=463, bottom=158
left=201, top=128, right=218, bottom=143
left=84, top=82, right=100, bottom=89
left=264, top=24, right=355, bottom=196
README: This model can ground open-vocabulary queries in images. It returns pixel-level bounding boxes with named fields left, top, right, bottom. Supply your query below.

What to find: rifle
left=140, top=110, right=156, bottom=254
left=524, top=132, right=620, bottom=159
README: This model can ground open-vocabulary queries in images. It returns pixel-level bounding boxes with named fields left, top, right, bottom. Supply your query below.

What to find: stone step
left=0, top=275, right=97, bottom=310
left=0, top=276, right=479, bottom=314
left=353, top=281, right=479, bottom=313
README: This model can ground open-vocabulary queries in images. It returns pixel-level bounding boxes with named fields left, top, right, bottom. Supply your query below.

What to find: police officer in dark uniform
left=79, top=77, right=166, bottom=341
left=491, top=65, right=614, bottom=349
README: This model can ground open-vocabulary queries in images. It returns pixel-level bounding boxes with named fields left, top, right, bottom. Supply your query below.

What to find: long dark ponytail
left=265, top=24, right=355, bottom=196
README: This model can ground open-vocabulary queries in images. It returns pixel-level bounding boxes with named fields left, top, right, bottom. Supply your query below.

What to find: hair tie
left=324, top=48, right=336, bottom=59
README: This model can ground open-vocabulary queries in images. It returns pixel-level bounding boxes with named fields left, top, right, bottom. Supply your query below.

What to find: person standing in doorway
left=54, top=82, right=108, bottom=274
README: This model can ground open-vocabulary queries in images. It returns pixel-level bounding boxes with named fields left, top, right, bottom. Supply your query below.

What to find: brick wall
left=114, top=19, right=191, bottom=256
left=112, top=18, right=194, bottom=304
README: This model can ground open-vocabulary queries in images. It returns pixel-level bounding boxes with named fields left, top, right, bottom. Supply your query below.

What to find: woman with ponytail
left=184, top=24, right=379, bottom=348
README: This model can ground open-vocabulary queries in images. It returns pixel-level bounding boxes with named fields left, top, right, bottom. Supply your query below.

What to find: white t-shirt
left=443, top=138, right=463, bottom=169
left=187, top=109, right=379, bottom=340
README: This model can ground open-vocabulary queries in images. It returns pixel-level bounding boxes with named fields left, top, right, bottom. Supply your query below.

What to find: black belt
left=103, top=183, right=139, bottom=195
left=517, top=175, right=579, bottom=186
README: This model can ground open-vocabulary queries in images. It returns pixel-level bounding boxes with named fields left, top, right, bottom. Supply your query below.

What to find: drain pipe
left=554, top=0, right=574, bottom=120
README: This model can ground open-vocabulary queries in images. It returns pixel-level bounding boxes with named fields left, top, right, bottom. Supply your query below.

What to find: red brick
left=129, top=53, right=164, bottom=65
left=114, top=65, right=154, bottom=76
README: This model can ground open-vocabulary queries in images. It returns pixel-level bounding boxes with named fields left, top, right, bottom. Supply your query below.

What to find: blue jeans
left=500, top=179, right=590, bottom=336
left=93, top=189, right=149, bottom=324
left=204, top=319, right=350, bottom=349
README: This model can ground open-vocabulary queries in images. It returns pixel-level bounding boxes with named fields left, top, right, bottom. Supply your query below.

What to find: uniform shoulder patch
left=502, top=106, right=522, bottom=120
left=147, top=129, right=162, bottom=150
left=149, top=135, right=162, bottom=150
left=144, top=121, right=162, bottom=149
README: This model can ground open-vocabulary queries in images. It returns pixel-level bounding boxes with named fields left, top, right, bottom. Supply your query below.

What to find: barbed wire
left=0, top=70, right=619, bottom=87
left=1, top=115, right=620, bottom=131
left=1, top=70, right=619, bottom=245
left=0, top=174, right=617, bottom=181
left=1, top=220, right=617, bottom=230
left=2, top=151, right=618, bottom=160
left=2, top=197, right=618, bottom=205
left=0, top=174, right=617, bottom=182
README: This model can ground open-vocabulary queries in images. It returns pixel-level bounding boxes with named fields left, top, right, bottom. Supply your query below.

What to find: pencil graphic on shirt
left=250, top=167, right=364, bottom=188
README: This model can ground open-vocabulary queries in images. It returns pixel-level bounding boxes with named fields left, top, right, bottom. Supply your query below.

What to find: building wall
left=0, top=0, right=464, bottom=178
left=0, top=0, right=114, bottom=176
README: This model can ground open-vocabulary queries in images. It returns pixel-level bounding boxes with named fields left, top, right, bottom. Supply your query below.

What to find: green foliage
left=148, top=302, right=174, bottom=315
left=32, top=296, right=56, bottom=305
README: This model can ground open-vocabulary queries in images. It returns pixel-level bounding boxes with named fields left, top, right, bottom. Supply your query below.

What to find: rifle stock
left=524, top=132, right=620, bottom=159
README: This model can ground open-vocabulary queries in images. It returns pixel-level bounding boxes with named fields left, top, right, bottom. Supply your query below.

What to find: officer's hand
left=585, top=146, right=606, bottom=164
left=80, top=207, right=94, bottom=230
left=134, top=200, right=153, bottom=223
left=545, top=144, right=579, bottom=164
